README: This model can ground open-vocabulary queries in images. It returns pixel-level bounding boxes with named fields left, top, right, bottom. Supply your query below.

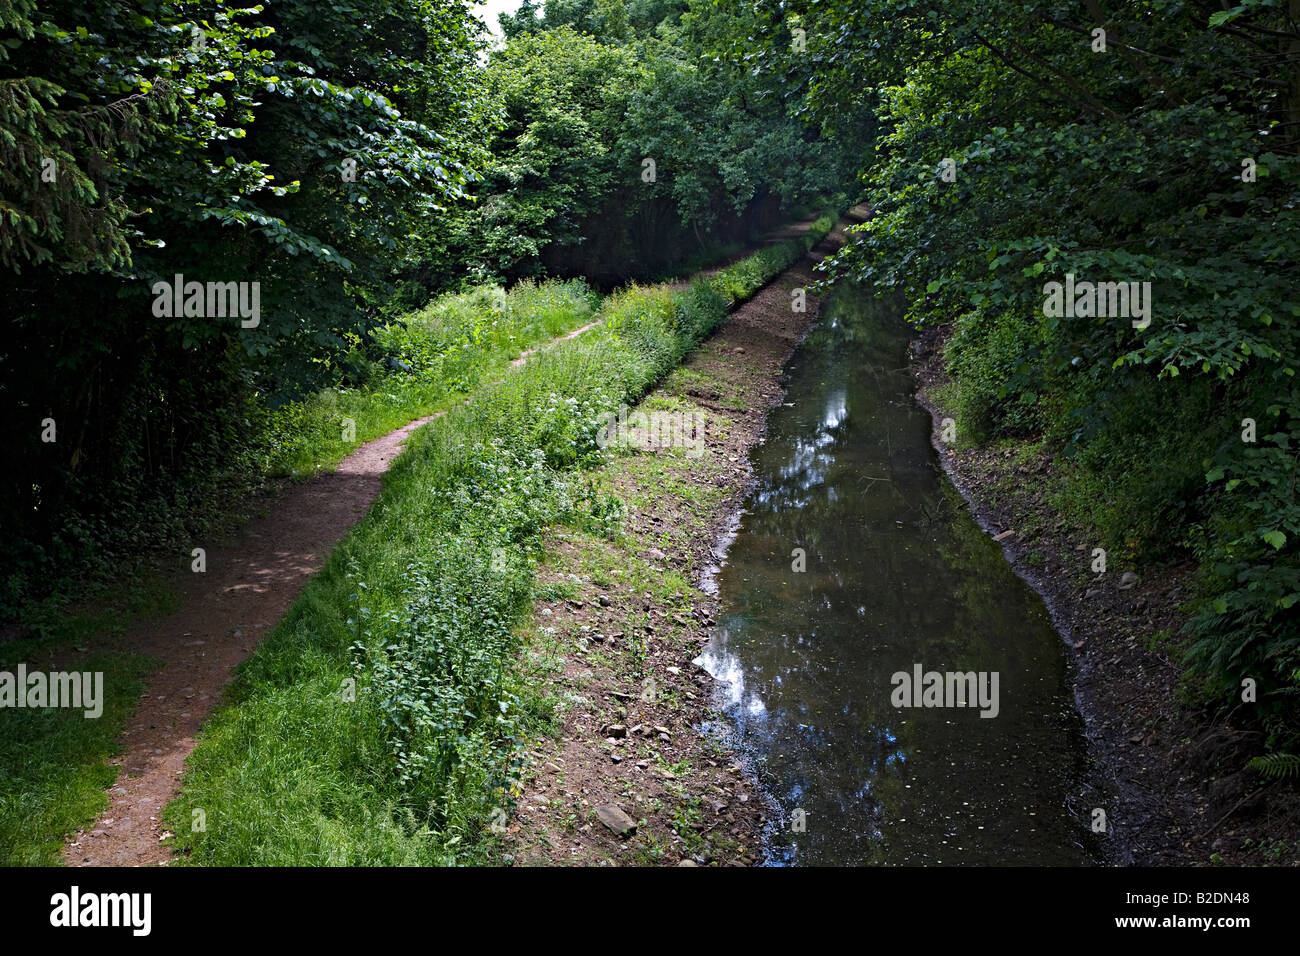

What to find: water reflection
left=698, top=288, right=1101, bottom=866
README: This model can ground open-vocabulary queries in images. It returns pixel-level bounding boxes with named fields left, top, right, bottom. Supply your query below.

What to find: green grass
left=262, top=278, right=601, bottom=478
left=0, top=583, right=176, bottom=865
left=0, top=652, right=157, bottom=865
left=162, top=207, right=840, bottom=866
left=0, top=279, right=599, bottom=869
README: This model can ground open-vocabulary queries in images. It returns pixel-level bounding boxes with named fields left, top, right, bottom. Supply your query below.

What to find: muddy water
left=698, top=287, right=1102, bottom=866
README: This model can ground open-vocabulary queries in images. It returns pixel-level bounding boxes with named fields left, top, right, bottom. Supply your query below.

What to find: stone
left=596, top=804, right=638, bottom=836
left=1118, top=571, right=1139, bottom=590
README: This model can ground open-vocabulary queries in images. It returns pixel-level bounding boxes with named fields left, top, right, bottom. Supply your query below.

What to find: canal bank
left=500, top=210, right=867, bottom=865
left=502, top=209, right=1292, bottom=867
left=912, top=324, right=1297, bottom=866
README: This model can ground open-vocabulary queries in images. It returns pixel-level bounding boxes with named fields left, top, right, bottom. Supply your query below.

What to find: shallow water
left=697, top=287, right=1101, bottom=866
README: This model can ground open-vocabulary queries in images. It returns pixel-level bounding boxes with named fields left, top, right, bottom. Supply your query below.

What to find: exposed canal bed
left=697, top=285, right=1106, bottom=866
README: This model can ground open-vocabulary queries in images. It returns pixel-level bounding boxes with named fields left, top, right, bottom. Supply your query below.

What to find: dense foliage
left=762, top=0, right=1299, bottom=739
left=0, top=0, right=848, bottom=617
left=428, top=0, right=859, bottom=287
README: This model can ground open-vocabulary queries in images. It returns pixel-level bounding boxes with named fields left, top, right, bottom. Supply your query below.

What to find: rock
left=648, top=548, right=668, bottom=561
left=992, top=530, right=1015, bottom=542
left=602, top=724, right=627, bottom=739
left=1084, top=588, right=1103, bottom=599
left=599, top=595, right=611, bottom=607
left=1118, top=571, right=1139, bottom=590
left=596, top=804, right=638, bottom=836
left=677, top=859, right=699, bottom=866
left=1207, top=772, right=1262, bottom=819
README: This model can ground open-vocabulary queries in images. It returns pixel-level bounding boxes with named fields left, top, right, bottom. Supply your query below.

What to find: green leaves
left=798, top=0, right=1300, bottom=718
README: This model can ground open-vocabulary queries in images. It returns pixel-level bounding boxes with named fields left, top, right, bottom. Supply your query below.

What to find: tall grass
left=262, top=279, right=600, bottom=478
left=163, top=210, right=839, bottom=865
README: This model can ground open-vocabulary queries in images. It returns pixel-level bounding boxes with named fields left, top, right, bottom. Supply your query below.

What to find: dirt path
left=510, top=320, right=603, bottom=367
left=62, top=415, right=439, bottom=866
left=63, top=336, right=595, bottom=866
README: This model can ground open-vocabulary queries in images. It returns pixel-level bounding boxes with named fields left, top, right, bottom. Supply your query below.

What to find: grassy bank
left=0, top=277, right=594, bottom=866
left=261, top=279, right=601, bottom=478
left=161, top=209, right=838, bottom=865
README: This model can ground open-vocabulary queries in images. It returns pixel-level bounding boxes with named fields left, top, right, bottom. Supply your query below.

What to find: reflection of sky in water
left=761, top=388, right=847, bottom=508
left=701, top=289, right=1097, bottom=867
left=695, top=636, right=766, bottom=722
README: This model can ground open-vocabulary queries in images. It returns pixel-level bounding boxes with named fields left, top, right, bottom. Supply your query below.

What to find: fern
left=1247, top=753, right=1300, bottom=780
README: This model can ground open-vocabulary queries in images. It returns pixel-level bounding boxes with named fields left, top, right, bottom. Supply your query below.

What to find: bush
left=944, top=309, right=1049, bottom=440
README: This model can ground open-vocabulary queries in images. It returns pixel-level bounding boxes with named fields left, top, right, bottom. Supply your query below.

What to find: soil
left=910, top=322, right=1300, bottom=866
left=499, top=208, right=868, bottom=866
